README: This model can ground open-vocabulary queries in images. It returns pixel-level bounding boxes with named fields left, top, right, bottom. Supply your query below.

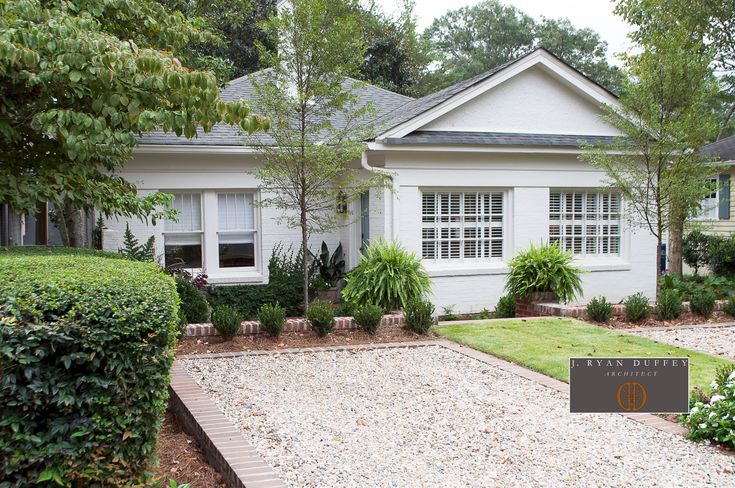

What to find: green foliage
left=0, top=0, right=268, bottom=226
left=316, top=241, right=345, bottom=287
left=353, top=303, right=383, bottom=335
left=660, top=273, right=735, bottom=301
left=211, top=304, right=242, bottom=340
left=207, top=244, right=306, bottom=319
left=683, top=230, right=713, bottom=275
left=306, top=299, right=335, bottom=337
left=0, top=248, right=179, bottom=486
left=683, top=367, right=735, bottom=447
left=624, top=293, right=651, bottom=322
left=257, top=302, right=286, bottom=338
left=690, top=291, right=716, bottom=318
left=176, top=277, right=211, bottom=324
left=421, top=0, right=622, bottom=95
left=252, top=0, right=389, bottom=308
left=341, top=239, right=432, bottom=311
left=505, top=243, right=583, bottom=303
left=403, top=297, right=434, bottom=334
left=723, top=296, right=735, bottom=318
left=118, top=223, right=156, bottom=262
left=656, top=289, right=684, bottom=321
left=440, top=305, right=458, bottom=321
left=91, top=216, right=105, bottom=250
left=586, top=296, right=613, bottom=323
left=493, top=295, right=516, bottom=319
left=708, top=235, right=735, bottom=276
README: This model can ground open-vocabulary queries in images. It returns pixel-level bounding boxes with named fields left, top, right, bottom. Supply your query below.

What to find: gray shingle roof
left=385, top=131, right=618, bottom=147
left=702, top=135, right=735, bottom=161
left=137, top=71, right=413, bottom=146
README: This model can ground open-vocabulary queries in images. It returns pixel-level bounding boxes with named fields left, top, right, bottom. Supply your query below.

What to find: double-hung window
left=164, top=193, right=203, bottom=268
left=422, top=191, right=504, bottom=262
left=696, top=177, right=719, bottom=221
left=217, top=192, right=256, bottom=268
left=549, top=191, right=621, bottom=256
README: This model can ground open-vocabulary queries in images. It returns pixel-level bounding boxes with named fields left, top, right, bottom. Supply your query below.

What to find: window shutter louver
left=719, top=173, right=731, bottom=220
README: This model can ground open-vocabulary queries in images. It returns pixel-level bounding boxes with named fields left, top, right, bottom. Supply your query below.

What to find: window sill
left=574, top=259, right=630, bottom=272
left=426, top=264, right=509, bottom=277
left=207, top=270, right=264, bottom=285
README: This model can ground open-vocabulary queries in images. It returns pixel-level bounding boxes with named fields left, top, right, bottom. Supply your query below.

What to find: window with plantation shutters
left=421, top=191, right=504, bottom=262
left=164, top=193, right=203, bottom=268
left=217, top=192, right=256, bottom=268
left=549, top=191, right=621, bottom=256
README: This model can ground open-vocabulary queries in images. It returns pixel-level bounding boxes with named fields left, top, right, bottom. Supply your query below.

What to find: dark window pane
left=219, top=242, right=255, bottom=268
left=165, top=244, right=202, bottom=268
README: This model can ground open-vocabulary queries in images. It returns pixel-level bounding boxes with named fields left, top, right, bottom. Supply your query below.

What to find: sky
left=374, top=0, right=633, bottom=65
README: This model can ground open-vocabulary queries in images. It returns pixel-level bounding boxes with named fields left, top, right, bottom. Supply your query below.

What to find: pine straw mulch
left=598, top=311, right=735, bottom=330
left=176, top=326, right=437, bottom=356
left=154, top=412, right=226, bottom=488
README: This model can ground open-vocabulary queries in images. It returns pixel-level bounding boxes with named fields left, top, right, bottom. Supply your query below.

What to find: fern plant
left=341, top=239, right=431, bottom=311
left=505, top=243, right=583, bottom=303
left=118, top=223, right=155, bottom=262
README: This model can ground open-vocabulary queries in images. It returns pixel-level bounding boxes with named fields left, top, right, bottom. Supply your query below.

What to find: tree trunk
left=54, top=201, right=90, bottom=248
left=669, top=219, right=684, bottom=278
left=301, top=208, right=310, bottom=312
left=655, top=237, right=662, bottom=297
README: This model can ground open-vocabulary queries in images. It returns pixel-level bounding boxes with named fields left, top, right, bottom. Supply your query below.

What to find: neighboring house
left=691, top=135, right=735, bottom=233
left=7, top=49, right=659, bottom=311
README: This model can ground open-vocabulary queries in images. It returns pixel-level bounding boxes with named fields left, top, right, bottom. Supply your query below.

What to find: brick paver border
left=170, top=338, right=700, bottom=487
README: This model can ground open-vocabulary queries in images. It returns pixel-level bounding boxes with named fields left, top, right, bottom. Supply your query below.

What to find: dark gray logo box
left=569, top=357, right=689, bottom=413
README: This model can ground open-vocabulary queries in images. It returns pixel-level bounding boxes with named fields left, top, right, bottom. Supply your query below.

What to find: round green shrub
left=176, top=276, right=211, bottom=324
left=723, top=296, right=735, bottom=317
left=505, top=243, right=583, bottom=303
left=494, top=295, right=516, bottom=319
left=307, top=300, right=335, bottom=337
left=353, top=304, right=383, bottom=335
left=623, top=293, right=651, bottom=323
left=258, top=303, right=286, bottom=338
left=0, top=248, right=179, bottom=486
left=656, top=289, right=684, bottom=321
left=404, top=297, right=435, bottom=334
left=212, top=304, right=242, bottom=340
left=341, top=239, right=431, bottom=311
left=690, top=291, right=716, bottom=318
left=586, top=296, right=613, bottom=323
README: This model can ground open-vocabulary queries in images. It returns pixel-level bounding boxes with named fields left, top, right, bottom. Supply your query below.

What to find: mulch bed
left=176, top=326, right=436, bottom=355
left=597, top=312, right=735, bottom=329
left=154, top=411, right=226, bottom=488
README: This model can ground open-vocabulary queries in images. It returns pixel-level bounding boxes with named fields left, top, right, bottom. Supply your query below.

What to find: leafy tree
left=581, top=28, right=720, bottom=290
left=615, top=0, right=735, bottom=139
left=253, top=0, right=389, bottom=310
left=157, top=0, right=277, bottom=81
left=0, top=0, right=268, bottom=246
left=421, top=0, right=623, bottom=94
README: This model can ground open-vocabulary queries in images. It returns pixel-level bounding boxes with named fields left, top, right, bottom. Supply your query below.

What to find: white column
left=202, top=191, right=219, bottom=273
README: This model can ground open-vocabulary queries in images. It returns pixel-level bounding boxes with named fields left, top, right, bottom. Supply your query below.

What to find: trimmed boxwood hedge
left=0, top=247, right=179, bottom=486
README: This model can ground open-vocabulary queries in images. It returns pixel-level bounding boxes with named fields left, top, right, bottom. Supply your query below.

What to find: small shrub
left=441, top=305, right=458, bottom=321
left=0, top=248, right=179, bottom=486
left=723, top=296, right=735, bottom=317
left=478, top=307, right=491, bottom=320
left=176, top=276, right=211, bottom=324
left=353, top=304, right=383, bottom=335
left=586, top=296, right=613, bottom=323
left=315, top=241, right=346, bottom=286
left=708, top=235, right=735, bottom=276
left=494, top=295, right=516, bottom=318
left=404, top=297, right=435, bottom=334
left=211, top=305, right=242, bottom=340
left=682, top=231, right=712, bottom=275
left=656, top=289, right=684, bottom=321
left=118, top=223, right=155, bottom=262
left=690, top=291, right=716, bottom=318
left=683, top=368, right=735, bottom=447
left=307, top=300, right=335, bottom=337
left=341, top=239, right=431, bottom=311
left=258, top=303, right=286, bottom=338
left=505, top=243, right=583, bottom=303
left=624, top=293, right=651, bottom=322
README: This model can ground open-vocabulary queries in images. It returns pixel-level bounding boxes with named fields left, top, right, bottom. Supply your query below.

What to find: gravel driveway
left=181, top=346, right=734, bottom=487
left=628, top=325, right=735, bottom=360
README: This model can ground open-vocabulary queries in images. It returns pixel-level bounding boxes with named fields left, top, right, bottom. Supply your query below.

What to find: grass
left=435, top=317, right=732, bottom=392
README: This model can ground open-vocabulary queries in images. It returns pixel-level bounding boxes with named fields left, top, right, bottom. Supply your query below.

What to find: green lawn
left=435, top=318, right=732, bottom=392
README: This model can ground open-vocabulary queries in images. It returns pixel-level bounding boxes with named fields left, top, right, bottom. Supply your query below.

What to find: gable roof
left=384, top=130, right=617, bottom=147
left=702, top=135, right=735, bottom=162
left=137, top=72, right=413, bottom=146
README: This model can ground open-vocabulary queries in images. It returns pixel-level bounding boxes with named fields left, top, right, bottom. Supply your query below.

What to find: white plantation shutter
left=549, top=191, right=621, bottom=256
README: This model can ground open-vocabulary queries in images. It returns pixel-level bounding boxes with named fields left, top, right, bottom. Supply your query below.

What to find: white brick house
left=100, top=48, right=656, bottom=312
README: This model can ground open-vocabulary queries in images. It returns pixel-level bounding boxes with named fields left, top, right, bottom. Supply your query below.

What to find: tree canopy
left=0, top=0, right=268, bottom=234
left=421, top=0, right=624, bottom=94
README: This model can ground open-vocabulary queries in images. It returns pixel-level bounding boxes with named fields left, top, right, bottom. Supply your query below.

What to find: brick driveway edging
left=169, top=339, right=691, bottom=487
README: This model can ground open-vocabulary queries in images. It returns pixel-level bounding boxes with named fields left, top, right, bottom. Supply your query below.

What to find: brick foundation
left=526, top=300, right=728, bottom=320
left=185, top=312, right=405, bottom=337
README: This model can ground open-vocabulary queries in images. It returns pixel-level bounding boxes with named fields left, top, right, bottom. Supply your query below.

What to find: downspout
left=361, top=149, right=397, bottom=240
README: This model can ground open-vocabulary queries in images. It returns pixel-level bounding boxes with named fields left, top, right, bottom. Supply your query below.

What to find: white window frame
left=163, top=192, right=204, bottom=269
left=421, top=190, right=506, bottom=264
left=695, top=177, right=719, bottom=221
left=216, top=191, right=258, bottom=271
left=549, top=190, right=622, bottom=257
